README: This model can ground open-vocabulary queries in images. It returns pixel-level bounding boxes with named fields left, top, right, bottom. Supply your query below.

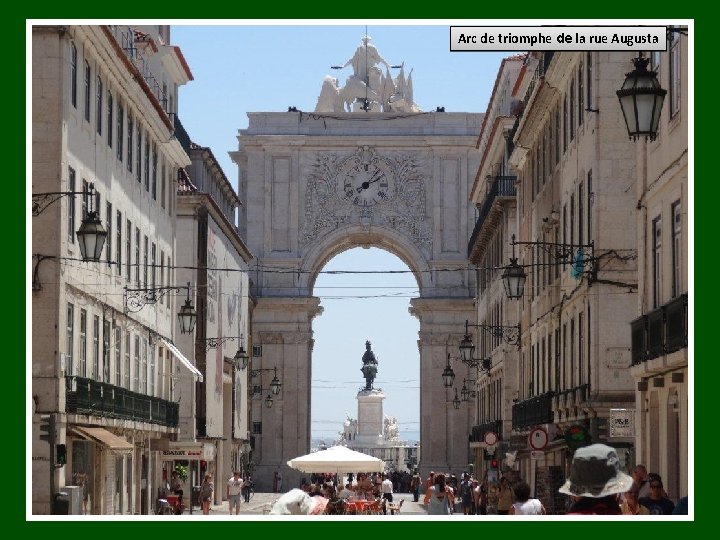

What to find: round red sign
left=483, top=431, right=498, bottom=446
left=528, top=427, right=549, bottom=450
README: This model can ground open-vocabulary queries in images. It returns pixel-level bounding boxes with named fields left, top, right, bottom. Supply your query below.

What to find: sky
left=171, top=23, right=513, bottom=441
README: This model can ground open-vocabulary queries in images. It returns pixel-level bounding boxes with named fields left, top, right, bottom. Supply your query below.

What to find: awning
left=71, top=427, right=133, bottom=454
left=161, top=338, right=203, bottom=382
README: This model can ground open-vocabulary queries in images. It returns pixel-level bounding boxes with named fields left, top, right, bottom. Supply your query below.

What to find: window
left=92, top=315, right=100, bottom=380
left=252, top=422, right=262, bottom=435
left=151, top=242, right=156, bottom=290
left=587, top=305, right=591, bottom=385
left=66, top=303, right=74, bottom=376
left=70, top=43, right=77, bottom=108
left=570, top=194, right=575, bottom=248
left=670, top=32, right=681, bottom=116
left=562, top=322, right=567, bottom=389
left=136, top=126, right=142, bottom=183
left=103, top=319, right=110, bottom=382
left=96, top=76, right=103, bottom=135
left=124, top=331, right=131, bottom=389
left=107, top=91, right=113, bottom=147
left=116, top=210, right=122, bottom=274
left=554, top=328, right=561, bottom=390
left=141, top=337, right=148, bottom=394
left=149, top=344, right=156, bottom=396
left=135, top=227, right=140, bottom=286
left=82, top=179, right=89, bottom=218
left=151, top=144, right=158, bottom=200
left=161, top=163, right=166, bottom=209
left=84, top=61, right=91, bottom=121
left=166, top=257, right=171, bottom=307
left=143, top=235, right=148, bottom=288
left=563, top=93, right=568, bottom=153
left=134, top=334, right=140, bottom=392
left=541, top=336, right=546, bottom=391
left=578, top=312, right=584, bottom=386
left=160, top=251, right=165, bottom=299
left=653, top=216, right=662, bottom=308
left=114, top=326, right=122, bottom=386
left=672, top=201, right=682, bottom=297
left=578, top=181, right=584, bottom=246
left=106, top=202, right=112, bottom=267
left=117, top=101, right=124, bottom=162
left=68, top=167, right=76, bottom=244
left=570, top=317, right=575, bottom=387
left=587, top=171, right=593, bottom=244
left=586, top=52, right=593, bottom=107
left=554, top=107, right=560, bottom=165
left=79, top=309, right=87, bottom=377
left=126, top=219, right=132, bottom=282
left=569, top=78, right=575, bottom=141
left=578, top=62, right=584, bottom=126
left=144, top=138, right=150, bottom=191
left=127, top=112, right=133, bottom=172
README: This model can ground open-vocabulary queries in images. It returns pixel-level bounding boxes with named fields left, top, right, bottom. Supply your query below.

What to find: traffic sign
left=483, top=431, right=498, bottom=446
left=528, top=427, right=549, bottom=450
left=530, top=450, right=544, bottom=460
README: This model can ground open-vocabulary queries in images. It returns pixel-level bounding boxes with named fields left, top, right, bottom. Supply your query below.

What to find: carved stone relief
left=301, top=147, right=431, bottom=251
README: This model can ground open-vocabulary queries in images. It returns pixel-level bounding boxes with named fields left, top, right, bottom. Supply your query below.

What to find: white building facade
left=32, top=24, right=193, bottom=515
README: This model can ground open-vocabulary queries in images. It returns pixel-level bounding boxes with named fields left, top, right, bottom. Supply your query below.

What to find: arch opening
left=310, top=247, right=421, bottom=467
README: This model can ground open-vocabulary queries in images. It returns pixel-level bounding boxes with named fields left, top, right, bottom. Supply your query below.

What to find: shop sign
left=609, top=409, right=635, bottom=438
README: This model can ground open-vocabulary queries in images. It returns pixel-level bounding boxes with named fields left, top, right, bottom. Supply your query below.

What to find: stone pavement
left=200, top=492, right=431, bottom=516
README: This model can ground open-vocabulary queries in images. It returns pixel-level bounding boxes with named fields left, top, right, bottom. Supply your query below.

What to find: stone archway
left=232, top=110, right=482, bottom=490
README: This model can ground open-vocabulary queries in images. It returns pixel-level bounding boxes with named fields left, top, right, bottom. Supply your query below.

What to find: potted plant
left=174, top=464, right=189, bottom=483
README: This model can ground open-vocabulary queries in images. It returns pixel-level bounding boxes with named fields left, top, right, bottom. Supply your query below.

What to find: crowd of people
left=418, top=444, right=688, bottom=516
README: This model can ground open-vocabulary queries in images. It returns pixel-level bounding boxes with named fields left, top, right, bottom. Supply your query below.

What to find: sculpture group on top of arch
left=315, top=36, right=422, bottom=114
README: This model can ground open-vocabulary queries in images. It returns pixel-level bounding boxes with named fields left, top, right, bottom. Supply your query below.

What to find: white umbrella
left=286, top=445, right=384, bottom=474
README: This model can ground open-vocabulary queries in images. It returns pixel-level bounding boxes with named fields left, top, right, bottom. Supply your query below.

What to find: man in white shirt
left=226, top=471, right=244, bottom=515
left=380, top=474, right=394, bottom=514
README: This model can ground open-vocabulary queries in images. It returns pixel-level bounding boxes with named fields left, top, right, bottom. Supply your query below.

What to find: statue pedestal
left=355, top=389, right=385, bottom=446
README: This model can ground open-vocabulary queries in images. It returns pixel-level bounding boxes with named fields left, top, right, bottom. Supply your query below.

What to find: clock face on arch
left=336, top=152, right=396, bottom=207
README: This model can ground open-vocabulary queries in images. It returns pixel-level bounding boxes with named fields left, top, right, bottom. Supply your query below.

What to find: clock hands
left=356, top=169, right=385, bottom=192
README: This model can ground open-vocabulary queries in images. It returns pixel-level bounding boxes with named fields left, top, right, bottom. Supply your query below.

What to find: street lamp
left=124, top=282, right=197, bottom=334
left=251, top=366, right=283, bottom=405
left=450, top=388, right=461, bottom=410
left=264, top=394, right=274, bottom=408
left=616, top=55, right=666, bottom=141
left=233, top=340, right=250, bottom=370
left=33, top=183, right=108, bottom=262
left=441, top=354, right=456, bottom=388
left=177, top=284, right=198, bottom=335
left=502, top=235, right=526, bottom=300
left=460, top=320, right=521, bottom=353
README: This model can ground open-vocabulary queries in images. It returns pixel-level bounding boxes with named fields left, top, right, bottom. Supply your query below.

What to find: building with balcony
left=629, top=28, right=689, bottom=502
left=32, top=24, right=194, bottom=515
left=506, top=50, right=641, bottom=510
left=466, top=54, right=524, bottom=479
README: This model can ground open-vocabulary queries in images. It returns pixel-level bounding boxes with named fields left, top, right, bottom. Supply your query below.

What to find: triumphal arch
left=231, top=37, right=483, bottom=488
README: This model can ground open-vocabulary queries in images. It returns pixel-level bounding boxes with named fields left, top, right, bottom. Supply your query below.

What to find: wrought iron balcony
left=512, top=391, right=554, bottom=430
left=469, top=420, right=503, bottom=443
left=631, top=293, right=688, bottom=365
left=468, top=175, right=517, bottom=259
left=65, top=376, right=179, bottom=427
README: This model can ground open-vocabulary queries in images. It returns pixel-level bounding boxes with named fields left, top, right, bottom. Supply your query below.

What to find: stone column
left=250, top=296, right=323, bottom=491
left=410, top=297, right=475, bottom=477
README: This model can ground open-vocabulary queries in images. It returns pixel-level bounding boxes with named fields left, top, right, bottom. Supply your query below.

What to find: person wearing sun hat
left=559, top=443, right=634, bottom=515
